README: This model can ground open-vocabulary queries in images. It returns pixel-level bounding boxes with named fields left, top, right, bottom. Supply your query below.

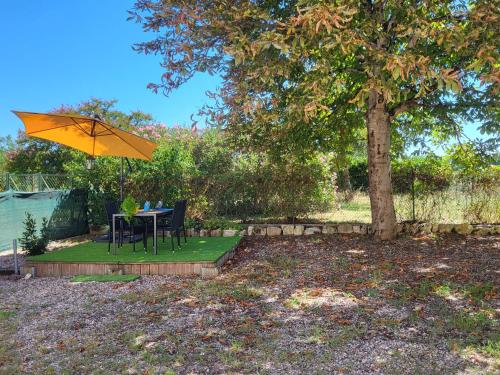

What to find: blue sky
left=0, top=0, right=221, bottom=138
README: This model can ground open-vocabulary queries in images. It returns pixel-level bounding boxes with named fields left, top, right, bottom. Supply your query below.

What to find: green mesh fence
left=0, top=189, right=88, bottom=252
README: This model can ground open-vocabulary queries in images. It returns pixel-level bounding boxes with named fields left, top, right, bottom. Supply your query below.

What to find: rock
left=281, top=224, right=295, bottom=236
left=359, top=225, right=368, bottom=234
left=247, top=226, right=254, bottom=236
left=454, top=223, right=473, bottom=235
left=406, top=223, right=419, bottom=235
left=323, top=225, right=337, bottom=234
left=472, top=225, right=493, bottom=236
left=89, top=225, right=108, bottom=236
left=293, top=225, right=304, bottom=236
left=223, top=229, right=238, bottom=237
left=267, top=227, right=282, bottom=236
left=199, top=229, right=207, bottom=237
left=239, top=229, right=247, bottom=236
left=134, top=335, right=147, bottom=348
left=337, top=224, right=353, bottom=234
left=254, top=226, right=266, bottom=236
left=145, top=342, right=157, bottom=349
left=496, top=226, right=500, bottom=235
left=210, top=229, right=222, bottom=237
left=419, top=223, right=432, bottom=234
left=431, top=224, right=440, bottom=233
left=353, top=225, right=368, bottom=234
left=201, top=267, right=219, bottom=279
left=24, top=273, right=32, bottom=279
left=304, top=227, right=321, bottom=235
left=438, top=224, right=454, bottom=233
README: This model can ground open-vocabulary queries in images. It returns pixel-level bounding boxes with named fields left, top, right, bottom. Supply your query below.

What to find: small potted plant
left=120, top=195, right=139, bottom=223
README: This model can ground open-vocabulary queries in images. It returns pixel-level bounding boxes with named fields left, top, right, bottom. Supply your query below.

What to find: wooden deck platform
left=22, top=245, right=237, bottom=278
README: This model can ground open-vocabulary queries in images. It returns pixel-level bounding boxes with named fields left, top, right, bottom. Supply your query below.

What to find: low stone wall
left=184, top=223, right=500, bottom=237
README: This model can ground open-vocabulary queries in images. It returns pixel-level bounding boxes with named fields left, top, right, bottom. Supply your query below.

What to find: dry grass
left=308, top=189, right=499, bottom=224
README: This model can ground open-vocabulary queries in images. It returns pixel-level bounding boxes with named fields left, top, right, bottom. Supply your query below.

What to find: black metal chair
left=159, top=200, right=187, bottom=251
left=105, top=201, right=146, bottom=253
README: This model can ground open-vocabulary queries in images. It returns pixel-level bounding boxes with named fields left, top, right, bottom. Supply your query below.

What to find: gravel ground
left=0, top=234, right=498, bottom=374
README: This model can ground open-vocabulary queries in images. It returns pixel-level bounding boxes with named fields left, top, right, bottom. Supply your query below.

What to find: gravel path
left=0, top=234, right=498, bottom=374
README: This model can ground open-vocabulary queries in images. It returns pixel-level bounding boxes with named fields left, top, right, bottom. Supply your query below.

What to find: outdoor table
left=112, top=208, right=173, bottom=255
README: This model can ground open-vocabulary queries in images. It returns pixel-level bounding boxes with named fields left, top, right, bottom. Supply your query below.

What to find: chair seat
left=160, top=200, right=187, bottom=251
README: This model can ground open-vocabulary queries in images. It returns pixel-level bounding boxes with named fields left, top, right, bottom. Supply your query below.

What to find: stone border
left=183, top=223, right=500, bottom=237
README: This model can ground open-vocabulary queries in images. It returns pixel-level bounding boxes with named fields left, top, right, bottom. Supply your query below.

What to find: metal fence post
left=411, top=167, right=416, bottom=222
left=13, top=239, right=19, bottom=275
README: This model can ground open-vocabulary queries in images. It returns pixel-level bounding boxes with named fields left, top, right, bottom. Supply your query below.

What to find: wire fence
left=199, top=169, right=499, bottom=225
left=334, top=170, right=499, bottom=225
left=0, top=173, right=73, bottom=192
left=1, top=171, right=498, bottom=225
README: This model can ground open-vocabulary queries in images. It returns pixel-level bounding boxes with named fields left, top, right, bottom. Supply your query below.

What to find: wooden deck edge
left=23, top=238, right=241, bottom=278
left=23, top=261, right=214, bottom=277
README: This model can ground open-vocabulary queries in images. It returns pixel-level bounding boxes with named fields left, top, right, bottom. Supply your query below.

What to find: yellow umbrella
left=12, top=111, right=157, bottom=160
left=12, top=111, right=158, bottom=199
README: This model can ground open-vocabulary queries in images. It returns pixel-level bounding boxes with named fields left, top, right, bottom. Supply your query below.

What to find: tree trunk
left=366, top=90, right=397, bottom=240
left=341, top=167, right=352, bottom=191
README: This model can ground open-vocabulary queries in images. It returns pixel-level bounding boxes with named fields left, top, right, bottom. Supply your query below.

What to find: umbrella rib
left=98, top=121, right=152, bottom=160
left=94, top=119, right=156, bottom=146
left=13, top=110, right=101, bottom=123
left=94, top=128, right=115, bottom=136
left=70, top=118, right=92, bottom=136
left=26, top=134, right=91, bottom=156
left=25, top=122, right=81, bottom=135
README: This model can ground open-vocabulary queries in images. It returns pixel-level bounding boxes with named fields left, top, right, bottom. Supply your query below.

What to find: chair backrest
left=104, top=201, right=119, bottom=226
left=171, top=200, right=187, bottom=228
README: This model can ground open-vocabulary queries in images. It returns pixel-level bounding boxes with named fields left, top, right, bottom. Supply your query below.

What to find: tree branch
left=389, top=99, right=420, bottom=121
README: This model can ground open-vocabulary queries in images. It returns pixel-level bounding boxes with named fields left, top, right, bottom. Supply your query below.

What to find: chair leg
left=177, top=229, right=181, bottom=246
left=144, top=222, right=148, bottom=252
left=170, top=231, right=174, bottom=252
left=183, top=226, right=187, bottom=243
left=132, top=224, right=135, bottom=252
left=162, top=226, right=165, bottom=243
left=117, top=223, right=120, bottom=248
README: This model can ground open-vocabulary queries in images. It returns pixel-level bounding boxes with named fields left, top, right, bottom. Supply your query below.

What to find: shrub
left=19, top=213, right=49, bottom=256
left=392, top=155, right=454, bottom=194
left=202, top=218, right=243, bottom=231
left=348, top=161, right=369, bottom=191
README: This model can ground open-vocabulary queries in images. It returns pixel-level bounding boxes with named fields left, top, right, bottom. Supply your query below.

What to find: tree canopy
left=130, top=0, right=499, bottom=239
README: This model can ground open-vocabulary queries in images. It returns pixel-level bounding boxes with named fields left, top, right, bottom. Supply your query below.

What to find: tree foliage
left=130, top=0, right=498, bottom=142
left=5, top=99, right=336, bottom=225
left=130, top=0, right=499, bottom=238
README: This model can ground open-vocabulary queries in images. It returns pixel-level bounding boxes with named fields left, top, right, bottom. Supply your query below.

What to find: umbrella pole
left=120, top=157, right=124, bottom=201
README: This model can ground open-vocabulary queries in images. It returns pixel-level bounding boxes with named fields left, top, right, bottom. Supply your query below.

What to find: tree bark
left=366, top=89, right=397, bottom=240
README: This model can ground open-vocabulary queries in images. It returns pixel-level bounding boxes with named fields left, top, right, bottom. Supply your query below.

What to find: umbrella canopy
left=12, top=111, right=157, bottom=160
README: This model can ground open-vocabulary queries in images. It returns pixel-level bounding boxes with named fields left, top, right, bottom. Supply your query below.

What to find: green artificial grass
left=71, top=274, right=140, bottom=283
left=27, top=236, right=241, bottom=263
